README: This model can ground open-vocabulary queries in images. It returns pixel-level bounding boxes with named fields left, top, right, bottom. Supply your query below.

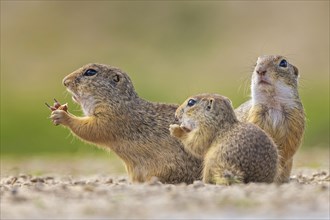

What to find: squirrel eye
left=279, top=59, right=288, bottom=68
left=187, top=99, right=196, bottom=107
left=113, top=74, right=120, bottom=82
left=84, top=69, right=97, bottom=76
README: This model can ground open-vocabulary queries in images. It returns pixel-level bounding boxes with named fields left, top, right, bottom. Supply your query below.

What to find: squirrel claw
left=53, top=98, right=61, bottom=109
left=45, top=98, right=68, bottom=112
left=45, top=102, right=57, bottom=111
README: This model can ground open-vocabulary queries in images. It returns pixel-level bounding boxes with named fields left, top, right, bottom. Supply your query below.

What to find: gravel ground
left=1, top=151, right=329, bottom=219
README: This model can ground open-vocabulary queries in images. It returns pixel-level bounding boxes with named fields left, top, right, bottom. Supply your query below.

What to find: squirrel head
left=251, top=55, right=300, bottom=104
left=63, top=63, right=138, bottom=116
left=174, top=94, right=238, bottom=158
left=175, top=94, right=238, bottom=133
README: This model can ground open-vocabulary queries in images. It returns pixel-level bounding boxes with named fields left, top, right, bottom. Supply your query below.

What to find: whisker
left=63, top=90, right=69, bottom=98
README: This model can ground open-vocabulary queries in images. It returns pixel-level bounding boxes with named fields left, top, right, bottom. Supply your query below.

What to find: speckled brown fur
left=50, top=63, right=202, bottom=184
left=235, top=55, right=305, bottom=183
left=170, top=94, right=278, bottom=185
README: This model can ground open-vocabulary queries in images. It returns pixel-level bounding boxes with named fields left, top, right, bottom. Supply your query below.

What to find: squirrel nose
left=62, top=77, right=71, bottom=87
left=256, top=69, right=267, bottom=76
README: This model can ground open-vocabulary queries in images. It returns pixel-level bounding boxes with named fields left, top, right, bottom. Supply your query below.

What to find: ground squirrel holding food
left=48, top=63, right=202, bottom=184
left=235, top=55, right=305, bottom=183
left=170, top=94, right=278, bottom=185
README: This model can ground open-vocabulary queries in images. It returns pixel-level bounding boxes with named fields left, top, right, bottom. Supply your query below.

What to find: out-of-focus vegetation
left=1, top=1, right=329, bottom=156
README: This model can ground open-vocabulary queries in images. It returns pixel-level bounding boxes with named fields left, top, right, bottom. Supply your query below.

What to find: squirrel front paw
left=169, top=124, right=185, bottom=138
left=50, top=109, right=71, bottom=126
left=46, top=98, right=70, bottom=126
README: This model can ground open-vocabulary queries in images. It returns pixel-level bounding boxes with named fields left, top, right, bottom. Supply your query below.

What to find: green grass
left=1, top=80, right=328, bottom=155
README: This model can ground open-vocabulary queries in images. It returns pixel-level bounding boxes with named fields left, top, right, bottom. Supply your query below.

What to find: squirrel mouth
left=256, top=75, right=272, bottom=86
left=258, top=79, right=272, bottom=86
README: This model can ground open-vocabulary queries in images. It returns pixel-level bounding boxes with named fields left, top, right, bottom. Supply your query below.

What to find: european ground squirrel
left=170, top=94, right=278, bottom=185
left=235, top=55, right=305, bottom=183
left=48, top=63, right=202, bottom=184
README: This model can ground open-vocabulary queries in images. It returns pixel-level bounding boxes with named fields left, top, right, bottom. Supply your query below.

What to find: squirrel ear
left=206, top=98, right=215, bottom=111
left=293, top=65, right=299, bottom=77
left=225, top=97, right=233, bottom=106
left=223, top=97, right=234, bottom=111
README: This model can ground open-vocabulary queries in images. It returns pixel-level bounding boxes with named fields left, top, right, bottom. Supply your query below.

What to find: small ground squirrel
left=235, top=55, right=305, bottom=183
left=48, top=63, right=202, bottom=184
left=170, top=94, right=278, bottom=185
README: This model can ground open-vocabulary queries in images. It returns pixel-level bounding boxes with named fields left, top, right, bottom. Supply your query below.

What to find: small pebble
left=19, top=174, right=29, bottom=179
left=83, top=185, right=95, bottom=192
left=148, top=176, right=162, bottom=186
left=22, top=182, right=31, bottom=186
left=34, top=182, right=45, bottom=191
left=192, top=180, right=205, bottom=189
left=30, top=177, right=45, bottom=183
left=10, top=177, right=18, bottom=185
left=45, top=176, right=54, bottom=180
left=73, top=180, right=86, bottom=185
left=60, top=184, right=68, bottom=190
left=5, top=176, right=16, bottom=185
left=118, top=177, right=127, bottom=183
left=105, top=178, right=113, bottom=184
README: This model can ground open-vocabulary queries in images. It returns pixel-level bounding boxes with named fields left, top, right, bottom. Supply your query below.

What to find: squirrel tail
left=213, top=168, right=243, bottom=185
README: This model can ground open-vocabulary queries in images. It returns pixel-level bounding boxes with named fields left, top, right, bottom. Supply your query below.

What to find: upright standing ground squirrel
left=169, top=94, right=278, bottom=185
left=48, top=63, right=202, bottom=184
left=235, top=55, right=305, bottom=183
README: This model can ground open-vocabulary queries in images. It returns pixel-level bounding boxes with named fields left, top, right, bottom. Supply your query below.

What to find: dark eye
left=187, top=99, right=196, bottom=107
left=113, top=74, right=120, bottom=82
left=279, top=59, right=288, bottom=68
left=84, top=69, right=97, bottom=76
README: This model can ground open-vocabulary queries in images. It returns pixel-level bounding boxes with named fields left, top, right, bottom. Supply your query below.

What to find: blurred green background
left=1, top=1, right=329, bottom=158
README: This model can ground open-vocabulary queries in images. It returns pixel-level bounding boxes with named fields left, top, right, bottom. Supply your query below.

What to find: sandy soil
left=1, top=150, right=329, bottom=219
